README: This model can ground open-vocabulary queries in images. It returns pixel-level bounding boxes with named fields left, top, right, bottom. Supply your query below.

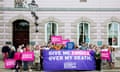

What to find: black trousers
left=96, top=59, right=101, bottom=70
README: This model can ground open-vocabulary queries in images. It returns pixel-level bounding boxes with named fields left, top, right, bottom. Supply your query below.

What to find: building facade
left=0, top=0, right=120, bottom=67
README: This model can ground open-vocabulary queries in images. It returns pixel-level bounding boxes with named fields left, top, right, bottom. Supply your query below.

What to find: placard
left=66, top=42, right=74, bottom=50
left=4, top=59, right=16, bottom=68
left=21, top=52, right=34, bottom=61
left=43, top=50, right=95, bottom=70
left=51, top=36, right=62, bottom=44
left=101, top=49, right=110, bottom=60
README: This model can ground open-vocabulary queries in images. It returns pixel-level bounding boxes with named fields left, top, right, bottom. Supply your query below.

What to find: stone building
left=0, top=0, right=120, bottom=68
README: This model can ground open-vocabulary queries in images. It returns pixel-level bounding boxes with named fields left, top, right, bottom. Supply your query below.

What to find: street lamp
left=28, top=0, right=39, bottom=32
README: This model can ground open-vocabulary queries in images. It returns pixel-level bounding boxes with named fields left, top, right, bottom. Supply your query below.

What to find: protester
left=8, top=46, right=16, bottom=59
left=79, top=42, right=88, bottom=50
left=8, top=46, right=16, bottom=71
left=40, top=45, right=44, bottom=70
left=95, top=47, right=101, bottom=71
left=110, top=47, right=115, bottom=69
left=74, top=45, right=79, bottom=50
left=34, top=45, right=41, bottom=71
left=101, top=45, right=108, bottom=67
left=43, top=44, right=51, bottom=50
left=53, top=44, right=62, bottom=50
left=1, top=43, right=10, bottom=61
left=105, top=46, right=112, bottom=69
left=23, top=44, right=33, bottom=72
left=88, top=44, right=93, bottom=50
left=1, top=40, right=116, bottom=71
left=14, top=45, right=23, bottom=72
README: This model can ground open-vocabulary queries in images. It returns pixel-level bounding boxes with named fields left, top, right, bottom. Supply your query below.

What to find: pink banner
left=21, top=52, right=34, bottom=61
left=101, top=49, right=110, bottom=60
left=14, top=52, right=21, bottom=60
left=4, top=59, right=16, bottom=68
left=51, top=36, right=62, bottom=44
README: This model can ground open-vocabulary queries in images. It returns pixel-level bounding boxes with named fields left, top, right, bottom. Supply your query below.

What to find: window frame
left=45, top=21, right=58, bottom=43
left=77, top=21, right=90, bottom=45
left=107, top=22, right=120, bottom=47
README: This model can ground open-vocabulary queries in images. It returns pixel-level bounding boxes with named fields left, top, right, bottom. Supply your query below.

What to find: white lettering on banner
left=49, top=56, right=63, bottom=61
left=86, top=56, right=91, bottom=60
left=64, top=62, right=76, bottom=69
left=22, top=54, right=32, bottom=59
left=74, top=56, right=91, bottom=60
left=6, top=61, right=14, bottom=66
left=52, top=37, right=60, bottom=42
left=48, top=56, right=91, bottom=61
left=49, top=51, right=62, bottom=55
left=64, top=56, right=73, bottom=60
left=62, top=51, right=71, bottom=55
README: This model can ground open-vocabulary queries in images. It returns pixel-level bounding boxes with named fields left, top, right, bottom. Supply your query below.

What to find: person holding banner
left=23, top=44, right=33, bottom=72
left=14, top=45, right=23, bottom=72
left=8, top=46, right=16, bottom=70
left=95, top=47, right=101, bottom=71
left=79, top=42, right=88, bottom=50
left=53, top=44, right=62, bottom=50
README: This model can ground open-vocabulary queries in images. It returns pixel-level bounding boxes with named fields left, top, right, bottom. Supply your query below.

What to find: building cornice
left=0, top=7, right=120, bottom=11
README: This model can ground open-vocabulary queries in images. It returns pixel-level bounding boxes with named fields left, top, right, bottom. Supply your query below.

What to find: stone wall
left=0, top=11, right=120, bottom=46
left=3, top=0, right=120, bottom=8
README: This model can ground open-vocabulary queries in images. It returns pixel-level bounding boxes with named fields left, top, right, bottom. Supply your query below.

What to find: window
left=78, top=22, right=90, bottom=45
left=108, top=22, right=119, bottom=46
left=15, top=0, right=27, bottom=8
left=45, top=22, right=57, bottom=44
left=14, top=20, right=29, bottom=31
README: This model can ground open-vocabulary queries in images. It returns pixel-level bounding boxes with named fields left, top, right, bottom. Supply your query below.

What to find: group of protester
left=1, top=42, right=116, bottom=72
left=1, top=43, right=41, bottom=72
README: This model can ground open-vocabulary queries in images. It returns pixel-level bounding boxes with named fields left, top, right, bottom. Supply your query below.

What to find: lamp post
left=28, top=0, right=39, bottom=32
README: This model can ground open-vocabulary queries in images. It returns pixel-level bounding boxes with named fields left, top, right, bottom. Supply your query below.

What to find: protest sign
left=21, top=52, right=34, bottom=61
left=4, top=59, right=16, bottom=68
left=66, top=42, right=74, bottom=50
left=51, top=36, right=62, bottom=44
left=43, top=50, right=95, bottom=70
left=101, top=49, right=110, bottom=60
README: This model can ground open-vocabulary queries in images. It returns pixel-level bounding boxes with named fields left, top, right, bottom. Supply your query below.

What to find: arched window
left=108, top=22, right=119, bottom=47
left=15, top=0, right=29, bottom=8
left=78, top=22, right=90, bottom=45
left=45, top=22, right=58, bottom=44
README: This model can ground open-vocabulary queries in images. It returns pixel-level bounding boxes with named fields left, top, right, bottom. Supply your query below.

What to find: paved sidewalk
left=0, top=60, right=120, bottom=72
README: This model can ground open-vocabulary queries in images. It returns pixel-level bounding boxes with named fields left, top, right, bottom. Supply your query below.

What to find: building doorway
left=13, top=20, right=29, bottom=48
